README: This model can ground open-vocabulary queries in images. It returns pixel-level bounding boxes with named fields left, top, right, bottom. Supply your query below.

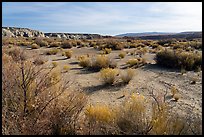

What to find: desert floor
left=20, top=46, right=202, bottom=120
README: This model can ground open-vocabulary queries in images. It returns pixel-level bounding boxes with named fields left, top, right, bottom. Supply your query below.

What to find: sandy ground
left=21, top=46, right=202, bottom=120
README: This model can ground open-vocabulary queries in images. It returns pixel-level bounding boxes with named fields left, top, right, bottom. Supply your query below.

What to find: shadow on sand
left=83, top=82, right=126, bottom=94
left=141, top=63, right=181, bottom=73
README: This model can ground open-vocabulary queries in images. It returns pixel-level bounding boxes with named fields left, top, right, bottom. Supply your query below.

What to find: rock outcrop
left=2, top=27, right=45, bottom=38
left=44, top=33, right=102, bottom=39
left=2, top=27, right=107, bottom=39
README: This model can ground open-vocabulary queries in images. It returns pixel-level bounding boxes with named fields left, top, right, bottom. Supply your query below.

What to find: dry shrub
left=118, top=52, right=126, bottom=59
left=85, top=104, right=115, bottom=124
left=78, top=55, right=116, bottom=71
left=63, top=65, right=70, bottom=73
left=45, top=48, right=59, bottom=55
left=173, top=94, right=180, bottom=101
left=34, top=38, right=48, bottom=47
left=49, top=42, right=61, bottom=48
left=2, top=49, right=87, bottom=135
left=170, top=86, right=178, bottom=97
left=64, top=50, right=72, bottom=59
left=100, top=68, right=119, bottom=85
left=78, top=55, right=91, bottom=68
left=116, top=93, right=152, bottom=135
left=31, top=43, right=40, bottom=49
left=102, top=48, right=112, bottom=54
left=84, top=104, right=117, bottom=135
left=7, top=47, right=28, bottom=62
left=52, top=61, right=58, bottom=68
left=18, top=41, right=32, bottom=47
left=156, top=49, right=202, bottom=71
left=126, top=58, right=138, bottom=67
left=61, top=41, right=73, bottom=49
left=33, top=57, right=45, bottom=65
left=120, top=68, right=135, bottom=84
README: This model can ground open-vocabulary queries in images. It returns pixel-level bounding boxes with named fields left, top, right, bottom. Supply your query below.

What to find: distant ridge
left=115, top=32, right=175, bottom=37
left=115, top=31, right=202, bottom=40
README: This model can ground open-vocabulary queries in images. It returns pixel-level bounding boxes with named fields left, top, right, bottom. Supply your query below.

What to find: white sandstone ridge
left=2, top=27, right=45, bottom=38
left=2, top=27, right=108, bottom=39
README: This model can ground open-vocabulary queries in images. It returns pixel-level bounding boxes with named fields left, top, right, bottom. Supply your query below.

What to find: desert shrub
left=126, top=58, right=146, bottom=68
left=18, top=41, right=32, bottom=47
left=71, top=41, right=78, bottom=47
left=189, top=41, right=202, bottom=50
left=31, top=43, right=40, bottom=49
left=156, top=49, right=202, bottom=71
left=170, top=86, right=178, bottom=97
left=120, top=68, right=135, bottom=84
left=118, top=52, right=126, bottom=59
left=65, top=50, right=72, bottom=59
left=77, top=55, right=116, bottom=71
left=63, top=65, right=70, bottom=73
left=106, top=41, right=124, bottom=50
left=34, top=38, right=48, bottom=47
left=157, top=39, right=174, bottom=46
left=61, top=41, right=73, bottom=49
left=7, top=47, right=27, bottom=62
left=173, top=94, right=180, bottom=101
left=45, top=48, right=59, bottom=55
left=78, top=55, right=91, bottom=68
left=52, top=62, right=58, bottom=68
left=92, top=55, right=117, bottom=71
left=100, top=68, right=119, bottom=85
left=126, top=59, right=139, bottom=67
left=49, top=42, right=61, bottom=48
left=33, top=57, right=45, bottom=65
left=2, top=49, right=87, bottom=135
left=84, top=104, right=117, bottom=135
left=115, top=93, right=152, bottom=135
left=102, top=48, right=112, bottom=54
left=85, top=104, right=115, bottom=124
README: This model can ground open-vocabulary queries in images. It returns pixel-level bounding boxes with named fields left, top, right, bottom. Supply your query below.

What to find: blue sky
left=2, top=2, right=202, bottom=36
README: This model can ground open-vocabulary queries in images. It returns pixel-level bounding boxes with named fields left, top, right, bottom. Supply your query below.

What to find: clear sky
left=2, top=2, right=202, bottom=36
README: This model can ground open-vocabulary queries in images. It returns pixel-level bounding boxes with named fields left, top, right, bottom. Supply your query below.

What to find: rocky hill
left=2, top=27, right=106, bottom=39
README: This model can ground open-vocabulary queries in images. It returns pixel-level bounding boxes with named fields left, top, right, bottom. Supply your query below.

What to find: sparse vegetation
left=2, top=35, right=202, bottom=135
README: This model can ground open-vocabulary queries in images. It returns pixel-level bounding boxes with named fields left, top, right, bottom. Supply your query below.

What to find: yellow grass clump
left=100, top=68, right=119, bottom=85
